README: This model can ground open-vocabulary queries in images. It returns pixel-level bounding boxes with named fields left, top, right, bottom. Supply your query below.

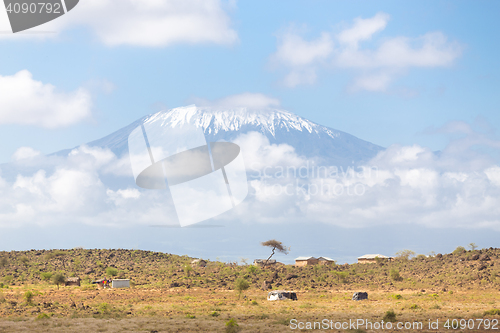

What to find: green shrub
left=409, top=304, right=420, bottom=310
left=484, top=309, right=500, bottom=316
left=24, top=291, right=34, bottom=305
left=105, top=267, right=118, bottom=277
left=98, top=302, right=110, bottom=314
left=390, top=269, right=403, bottom=281
left=51, top=273, right=65, bottom=289
left=2, top=275, right=13, bottom=285
left=382, top=310, right=397, bottom=322
left=391, top=294, right=403, bottom=300
left=234, top=278, right=250, bottom=299
left=225, top=318, right=239, bottom=333
left=19, top=256, right=29, bottom=266
left=185, top=314, right=196, bottom=319
left=453, top=246, right=466, bottom=255
left=36, top=313, right=50, bottom=320
left=40, top=272, right=53, bottom=281
left=183, top=265, right=193, bottom=277
left=251, top=300, right=258, bottom=305
left=335, top=271, right=349, bottom=283
left=0, top=257, right=7, bottom=267
left=210, top=311, right=220, bottom=317
left=247, top=265, right=258, bottom=274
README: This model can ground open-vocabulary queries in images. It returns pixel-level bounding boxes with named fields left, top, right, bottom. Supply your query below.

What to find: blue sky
left=1, top=1, right=500, bottom=262
left=0, top=1, right=498, bottom=162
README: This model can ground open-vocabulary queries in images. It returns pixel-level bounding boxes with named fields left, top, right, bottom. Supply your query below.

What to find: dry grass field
left=1, top=248, right=499, bottom=332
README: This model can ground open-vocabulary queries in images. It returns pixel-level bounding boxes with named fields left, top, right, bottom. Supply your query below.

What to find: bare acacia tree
left=261, top=239, right=289, bottom=268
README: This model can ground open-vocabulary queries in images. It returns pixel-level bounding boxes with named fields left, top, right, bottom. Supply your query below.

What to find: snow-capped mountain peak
left=144, top=105, right=340, bottom=139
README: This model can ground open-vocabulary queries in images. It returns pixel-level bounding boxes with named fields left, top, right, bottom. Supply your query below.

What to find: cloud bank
left=0, top=70, right=91, bottom=128
left=1, top=121, right=500, bottom=231
left=190, top=93, right=281, bottom=109
left=0, top=0, right=238, bottom=47
left=271, top=12, right=463, bottom=91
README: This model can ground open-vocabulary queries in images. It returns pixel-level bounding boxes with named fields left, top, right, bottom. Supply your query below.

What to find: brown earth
left=0, top=248, right=499, bottom=332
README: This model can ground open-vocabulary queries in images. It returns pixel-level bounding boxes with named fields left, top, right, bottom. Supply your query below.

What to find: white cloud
left=0, top=70, right=91, bottom=128
left=272, top=31, right=333, bottom=67
left=191, top=93, right=280, bottom=109
left=271, top=13, right=463, bottom=91
left=337, top=12, right=389, bottom=47
left=350, top=71, right=394, bottom=92
left=0, top=145, right=175, bottom=227
left=12, top=147, right=41, bottom=161
left=2, top=125, right=500, bottom=230
left=0, top=0, right=238, bottom=47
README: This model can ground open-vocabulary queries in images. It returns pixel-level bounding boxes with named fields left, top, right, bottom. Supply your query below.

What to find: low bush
left=484, top=309, right=500, bottom=316
left=24, top=291, right=34, bottom=305
left=105, top=267, right=118, bottom=277
left=225, top=318, right=239, bottom=333
left=36, top=313, right=50, bottom=320
left=382, top=310, right=397, bottom=322
left=390, top=269, right=403, bottom=282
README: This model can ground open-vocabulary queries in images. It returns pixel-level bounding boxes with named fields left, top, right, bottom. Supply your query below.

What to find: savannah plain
left=0, top=247, right=499, bottom=332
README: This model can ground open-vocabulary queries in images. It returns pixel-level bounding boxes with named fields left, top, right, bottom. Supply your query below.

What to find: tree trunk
left=263, top=247, right=276, bottom=269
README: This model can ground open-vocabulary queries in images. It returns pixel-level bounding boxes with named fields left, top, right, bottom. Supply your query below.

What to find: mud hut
left=318, top=257, right=335, bottom=265
left=65, top=277, right=80, bottom=286
left=294, top=257, right=319, bottom=266
left=357, top=254, right=392, bottom=264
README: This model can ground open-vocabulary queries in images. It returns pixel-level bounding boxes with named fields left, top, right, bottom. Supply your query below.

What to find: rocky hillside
left=0, top=247, right=499, bottom=291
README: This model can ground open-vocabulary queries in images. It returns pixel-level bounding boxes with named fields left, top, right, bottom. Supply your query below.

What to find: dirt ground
left=1, top=285, right=499, bottom=332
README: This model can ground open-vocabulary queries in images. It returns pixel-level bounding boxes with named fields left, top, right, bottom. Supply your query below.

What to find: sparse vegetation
left=51, top=273, right=66, bottom=289
left=484, top=309, right=500, bottom=316
left=36, top=313, right=50, bottom=320
left=382, top=310, right=397, bottom=322
left=19, top=255, right=29, bottom=266
left=234, top=277, right=250, bottom=299
left=105, top=267, right=118, bottom=277
left=390, top=268, right=403, bottom=281
left=23, top=291, right=34, bottom=305
left=225, top=318, right=239, bottom=333
left=395, top=249, right=416, bottom=261
left=0, top=247, right=498, bottom=332
left=469, top=243, right=478, bottom=251
left=0, top=257, right=7, bottom=267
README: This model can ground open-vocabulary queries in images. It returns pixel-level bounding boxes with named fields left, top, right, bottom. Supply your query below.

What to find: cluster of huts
left=63, top=277, right=131, bottom=288
left=253, top=254, right=393, bottom=267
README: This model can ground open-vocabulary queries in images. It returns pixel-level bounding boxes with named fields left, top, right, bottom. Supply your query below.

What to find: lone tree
left=261, top=239, right=289, bottom=268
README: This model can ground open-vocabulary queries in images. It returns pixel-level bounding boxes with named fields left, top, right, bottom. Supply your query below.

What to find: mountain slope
left=81, top=105, right=384, bottom=167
